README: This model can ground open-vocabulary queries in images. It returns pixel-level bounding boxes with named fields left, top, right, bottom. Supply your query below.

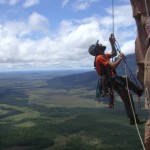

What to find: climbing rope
left=144, top=0, right=150, bottom=119
left=145, top=87, right=150, bottom=122
left=114, top=40, right=142, bottom=89
left=110, top=2, right=145, bottom=149
left=114, top=39, right=142, bottom=109
left=124, top=63, right=145, bottom=150
left=144, top=0, right=150, bottom=20
left=112, top=0, right=115, bottom=35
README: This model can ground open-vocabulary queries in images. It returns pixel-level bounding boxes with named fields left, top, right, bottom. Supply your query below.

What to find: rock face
left=130, top=0, right=150, bottom=149
left=130, top=0, right=150, bottom=85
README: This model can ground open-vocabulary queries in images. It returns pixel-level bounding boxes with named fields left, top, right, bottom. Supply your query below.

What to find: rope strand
left=144, top=0, right=150, bottom=20
left=112, top=0, right=115, bottom=35
left=114, top=40, right=142, bottom=89
left=110, top=1, right=145, bottom=148
left=124, top=63, right=145, bottom=150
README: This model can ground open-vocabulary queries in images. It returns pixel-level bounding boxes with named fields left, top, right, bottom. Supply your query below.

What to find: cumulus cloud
left=121, top=40, right=135, bottom=55
left=0, top=12, right=51, bottom=70
left=62, top=0, right=100, bottom=10
left=1, top=12, right=48, bottom=37
left=0, top=0, right=18, bottom=5
left=74, top=1, right=90, bottom=10
left=62, top=0, right=70, bottom=8
left=0, top=0, right=39, bottom=7
left=28, top=12, right=49, bottom=33
left=0, top=3, right=137, bottom=71
left=98, top=4, right=136, bottom=53
left=9, top=0, right=18, bottom=5
left=0, top=0, right=5, bottom=4
left=23, top=0, right=40, bottom=8
left=73, top=0, right=100, bottom=11
left=106, top=5, right=134, bottom=27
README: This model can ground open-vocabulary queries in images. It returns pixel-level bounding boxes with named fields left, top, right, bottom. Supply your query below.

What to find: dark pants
left=109, top=76, right=139, bottom=118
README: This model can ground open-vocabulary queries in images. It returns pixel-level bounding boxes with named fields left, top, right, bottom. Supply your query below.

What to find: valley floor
left=0, top=71, right=147, bottom=150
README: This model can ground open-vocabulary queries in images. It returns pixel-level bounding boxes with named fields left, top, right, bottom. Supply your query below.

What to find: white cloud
left=2, top=12, right=49, bottom=38
left=23, top=0, right=39, bottom=8
left=62, top=0, right=100, bottom=10
left=102, top=5, right=134, bottom=29
left=0, top=12, right=51, bottom=69
left=0, top=0, right=39, bottom=7
left=0, top=4, right=137, bottom=71
left=118, top=0, right=129, bottom=3
left=121, top=40, right=135, bottom=55
left=28, top=12, right=49, bottom=33
left=62, top=0, right=70, bottom=8
left=74, top=1, right=90, bottom=10
left=0, top=0, right=18, bottom=5
left=9, top=0, right=18, bottom=5
left=73, top=0, right=100, bottom=11
left=0, top=0, right=5, bottom=4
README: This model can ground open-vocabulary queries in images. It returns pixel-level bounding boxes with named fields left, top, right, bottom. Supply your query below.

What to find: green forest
left=0, top=71, right=147, bottom=150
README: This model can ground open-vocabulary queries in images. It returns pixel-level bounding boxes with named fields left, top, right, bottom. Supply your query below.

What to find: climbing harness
left=96, top=74, right=115, bottom=108
left=96, top=87, right=114, bottom=109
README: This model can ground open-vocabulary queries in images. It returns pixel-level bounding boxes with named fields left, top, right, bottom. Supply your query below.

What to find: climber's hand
left=119, top=52, right=125, bottom=60
left=109, top=34, right=116, bottom=44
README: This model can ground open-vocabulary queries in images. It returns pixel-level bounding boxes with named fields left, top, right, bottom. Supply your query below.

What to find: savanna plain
left=0, top=70, right=147, bottom=150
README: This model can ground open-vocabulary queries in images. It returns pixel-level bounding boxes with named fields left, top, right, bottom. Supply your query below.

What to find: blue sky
left=0, top=0, right=136, bottom=71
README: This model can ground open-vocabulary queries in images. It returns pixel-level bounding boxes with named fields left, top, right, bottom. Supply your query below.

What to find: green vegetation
left=0, top=71, right=148, bottom=150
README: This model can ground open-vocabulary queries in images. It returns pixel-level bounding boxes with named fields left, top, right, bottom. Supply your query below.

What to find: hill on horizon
left=47, top=53, right=137, bottom=89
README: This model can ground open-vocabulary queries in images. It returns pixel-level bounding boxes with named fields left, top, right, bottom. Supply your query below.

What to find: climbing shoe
left=130, top=117, right=146, bottom=125
left=137, top=88, right=143, bottom=97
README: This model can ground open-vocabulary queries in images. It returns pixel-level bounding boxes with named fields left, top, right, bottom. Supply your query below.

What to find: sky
left=0, top=0, right=136, bottom=71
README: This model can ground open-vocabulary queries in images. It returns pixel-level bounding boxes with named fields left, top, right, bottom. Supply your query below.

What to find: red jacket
left=96, top=53, right=112, bottom=76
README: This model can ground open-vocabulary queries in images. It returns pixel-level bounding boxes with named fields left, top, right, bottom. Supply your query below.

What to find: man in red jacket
left=88, top=35, right=145, bottom=125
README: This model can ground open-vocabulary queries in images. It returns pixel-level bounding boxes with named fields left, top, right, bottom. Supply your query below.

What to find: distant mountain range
left=47, top=70, right=98, bottom=90
left=47, top=54, right=137, bottom=90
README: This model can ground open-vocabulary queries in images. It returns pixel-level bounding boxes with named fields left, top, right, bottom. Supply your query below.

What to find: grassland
left=0, top=71, right=148, bottom=150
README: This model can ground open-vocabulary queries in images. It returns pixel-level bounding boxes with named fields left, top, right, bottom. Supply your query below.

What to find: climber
left=88, top=35, right=145, bottom=125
